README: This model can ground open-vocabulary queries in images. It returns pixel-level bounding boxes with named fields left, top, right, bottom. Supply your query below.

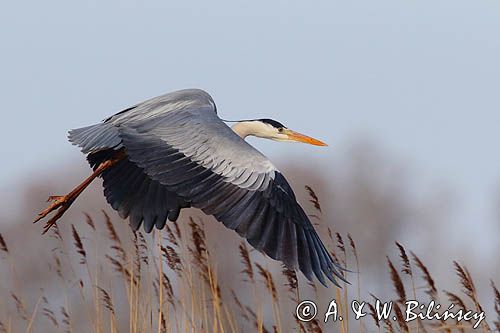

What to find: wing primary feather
left=227, top=192, right=263, bottom=233
left=167, top=208, right=181, bottom=221
left=103, top=165, right=135, bottom=216
left=313, top=233, right=350, bottom=284
left=245, top=203, right=270, bottom=244
left=142, top=181, right=159, bottom=230
left=190, top=180, right=229, bottom=207
left=218, top=192, right=256, bottom=229
left=296, top=227, right=313, bottom=281
left=304, top=230, right=327, bottom=286
left=236, top=199, right=268, bottom=236
left=203, top=185, right=245, bottom=216
left=254, top=211, right=277, bottom=254
left=115, top=164, right=144, bottom=219
left=309, top=232, right=340, bottom=287
left=129, top=175, right=151, bottom=232
left=281, top=222, right=298, bottom=269
left=154, top=186, right=169, bottom=229
left=262, top=213, right=283, bottom=261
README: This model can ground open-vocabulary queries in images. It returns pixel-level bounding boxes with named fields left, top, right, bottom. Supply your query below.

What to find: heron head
left=231, top=119, right=327, bottom=146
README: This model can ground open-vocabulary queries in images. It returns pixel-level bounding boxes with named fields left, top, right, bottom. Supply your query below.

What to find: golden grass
left=0, top=189, right=499, bottom=332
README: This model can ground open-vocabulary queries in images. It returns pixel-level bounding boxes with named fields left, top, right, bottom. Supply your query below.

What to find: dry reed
left=0, top=233, right=8, bottom=254
left=0, top=196, right=497, bottom=332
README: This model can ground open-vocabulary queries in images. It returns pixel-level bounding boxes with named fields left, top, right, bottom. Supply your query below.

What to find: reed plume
left=411, top=251, right=437, bottom=298
left=11, top=293, right=28, bottom=322
left=387, top=256, right=406, bottom=304
left=161, top=245, right=182, bottom=273
left=71, top=224, right=87, bottom=264
left=61, top=306, right=71, bottom=333
left=255, top=263, right=277, bottom=302
left=282, top=265, right=298, bottom=298
left=103, top=210, right=126, bottom=262
left=393, top=302, right=409, bottom=333
left=491, top=280, right=500, bottom=331
left=41, top=295, right=58, bottom=328
left=367, top=302, right=380, bottom=328
left=83, top=212, right=96, bottom=231
left=97, top=286, right=115, bottom=315
left=443, top=291, right=467, bottom=333
left=165, top=224, right=178, bottom=247
left=0, top=233, right=8, bottom=254
left=395, top=242, right=411, bottom=276
left=454, top=261, right=490, bottom=331
left=305, top=185, right=322, bottom=213
left=239, top=241, right=255, bottom=284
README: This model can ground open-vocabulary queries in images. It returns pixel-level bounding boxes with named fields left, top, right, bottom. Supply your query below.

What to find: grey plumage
left=68, top=88, right=346, bottom=286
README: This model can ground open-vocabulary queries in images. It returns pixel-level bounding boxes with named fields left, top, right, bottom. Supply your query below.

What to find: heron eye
left=278, top=128, right=284, bottom=133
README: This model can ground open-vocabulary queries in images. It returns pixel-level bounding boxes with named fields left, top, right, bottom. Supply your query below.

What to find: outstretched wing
left=117, top=103, right=344, bottom=285
left=69, top=89, right=345, bottom=286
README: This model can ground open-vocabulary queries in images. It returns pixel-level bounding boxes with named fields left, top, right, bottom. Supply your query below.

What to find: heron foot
left=34, top=194, right=76, bottom=234
left=33, top=153, right=125, bottom=235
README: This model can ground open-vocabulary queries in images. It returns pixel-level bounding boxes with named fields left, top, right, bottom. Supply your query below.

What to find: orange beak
left=285, top=129, right=328, bottom=146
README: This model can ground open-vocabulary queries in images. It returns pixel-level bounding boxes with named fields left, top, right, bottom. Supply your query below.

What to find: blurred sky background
left=0, top=0, right=499, bottom=276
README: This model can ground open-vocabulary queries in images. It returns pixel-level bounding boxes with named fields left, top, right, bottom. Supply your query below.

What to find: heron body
left=35, top=89, right=346, bottom=287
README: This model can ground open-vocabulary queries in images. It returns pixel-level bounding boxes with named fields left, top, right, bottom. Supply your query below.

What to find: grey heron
left=34, top=89, right=346, bottom=286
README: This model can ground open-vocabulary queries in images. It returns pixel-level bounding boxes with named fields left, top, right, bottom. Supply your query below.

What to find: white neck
left=231, top=121, right=274, bottom=139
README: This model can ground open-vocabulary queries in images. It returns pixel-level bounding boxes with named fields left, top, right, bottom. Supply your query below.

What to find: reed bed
left=0, top=188, right=498, bottom=333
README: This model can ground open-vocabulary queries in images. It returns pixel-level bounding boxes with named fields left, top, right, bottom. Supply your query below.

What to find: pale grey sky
left=1, top=0, right=499, bottom=244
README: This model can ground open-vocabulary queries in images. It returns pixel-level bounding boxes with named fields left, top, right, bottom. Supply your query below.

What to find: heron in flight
left=34, top=89, right=346, bottom=286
